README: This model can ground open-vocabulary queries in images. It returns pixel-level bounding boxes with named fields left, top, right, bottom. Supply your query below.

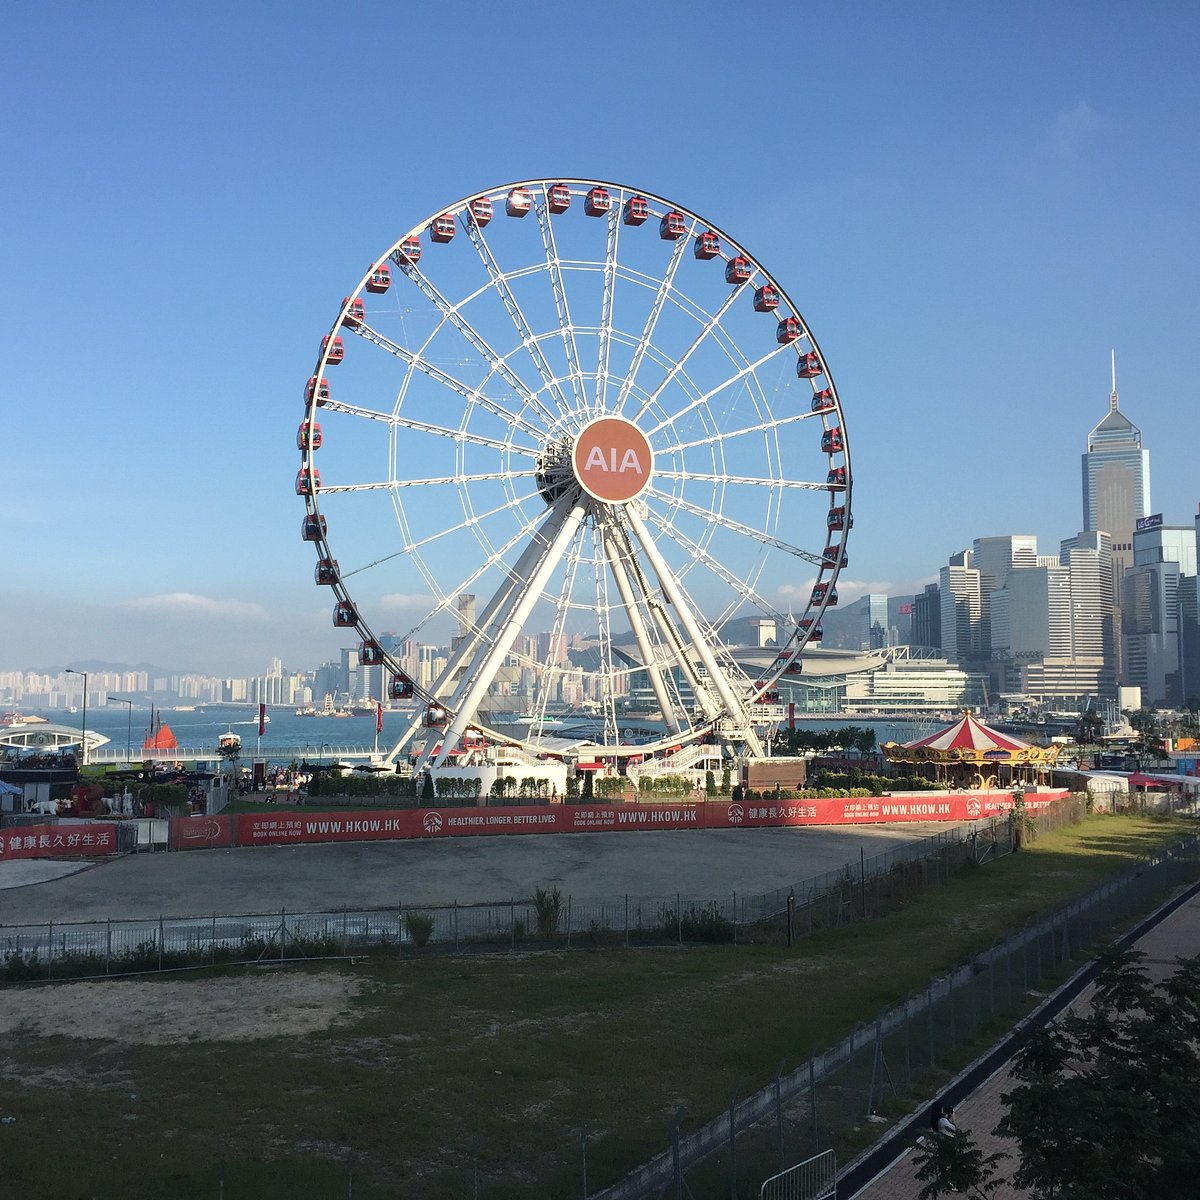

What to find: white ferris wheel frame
left=297, top=178, right=852, bottom=768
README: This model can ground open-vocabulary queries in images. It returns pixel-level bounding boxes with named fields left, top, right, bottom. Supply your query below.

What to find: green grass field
left=0, top=813, right=1192, bottom=1199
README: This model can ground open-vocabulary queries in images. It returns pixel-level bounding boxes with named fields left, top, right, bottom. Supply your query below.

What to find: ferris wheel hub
left=571, top=416, right=654, bottom=504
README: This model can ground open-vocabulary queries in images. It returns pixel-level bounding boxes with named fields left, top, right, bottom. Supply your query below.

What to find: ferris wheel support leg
left=390, top=512, right=565, bottom=770
left=609, top=518, right=720, bottom=721
left=600, top=518, right=684, bottom=736
left=623, top=506, right=763, bottom=756
left=433, top=498, right=589, bottom=769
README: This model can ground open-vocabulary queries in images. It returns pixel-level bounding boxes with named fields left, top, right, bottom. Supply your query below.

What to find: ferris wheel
left=296, top=179, right=851, bottom=769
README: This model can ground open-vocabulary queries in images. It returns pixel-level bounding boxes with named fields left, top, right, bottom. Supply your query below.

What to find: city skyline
left=5, top=4, right=1199, bottom=675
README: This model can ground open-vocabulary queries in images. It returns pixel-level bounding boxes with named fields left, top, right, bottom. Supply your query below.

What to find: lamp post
left=65, top=668, right=88, bottom=766
left=108, top=695, right=134, bottom=762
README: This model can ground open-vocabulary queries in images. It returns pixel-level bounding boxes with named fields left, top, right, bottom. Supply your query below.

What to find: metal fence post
left=454, top=900, right=459, bottom=951
left=280, top=907, right=286, bottom=962
left=342, top=907, right=349, bottom=956
left=927, top=982, right=936, bottom=1067
left=211, top=912, right=217, bottom=967
left=677, top=892, right=682, bottom=945
left=809, top=1055, right=818, bottom=1151
left=567, top=895, right=573, bottom=950
left=47, top=920, right=53, bottom=979
left=732, top=891, right=737, bottom=947
left=158, top=915, right=164, bottom=972
left=580, top=1128, right=588, bottom=1200
left=728, top=1091, right=737, bottom=1200
left=105, top=918, right=111, bottom=976
left=511, top=898, right=516, bottom=951
left=775, top=1060, right=785, bottom=1172
left=624, top=893, right=629, bottom=948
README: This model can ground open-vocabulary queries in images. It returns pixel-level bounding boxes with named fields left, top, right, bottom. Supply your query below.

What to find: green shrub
left=533, top=886, right=563, bottom=939
left=403, top=911, right=434, bottom=948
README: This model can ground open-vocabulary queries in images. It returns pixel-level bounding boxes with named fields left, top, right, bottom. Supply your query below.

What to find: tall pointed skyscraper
left=1082, top=351, right=1151, bottom=583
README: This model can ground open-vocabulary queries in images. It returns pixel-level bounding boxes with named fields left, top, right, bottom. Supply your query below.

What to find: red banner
left=259, top=703, right=267, bottom=737
left=228, top=791, right=1069, bottom=848
left=168, top=814, right=233, bottom=850
left=0, top=822, right=119, bottom=859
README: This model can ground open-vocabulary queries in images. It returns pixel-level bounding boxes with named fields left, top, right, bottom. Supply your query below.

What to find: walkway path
left=850, top=887, right=1200, bottom=1199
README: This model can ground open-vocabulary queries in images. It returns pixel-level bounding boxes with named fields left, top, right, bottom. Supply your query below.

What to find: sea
left=42, top=706, right=934, bottom=768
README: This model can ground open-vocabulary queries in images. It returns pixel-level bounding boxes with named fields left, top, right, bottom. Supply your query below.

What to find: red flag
left=258, top=704, right=266, bottom=737
left=376, top=700, right=383, bottom=734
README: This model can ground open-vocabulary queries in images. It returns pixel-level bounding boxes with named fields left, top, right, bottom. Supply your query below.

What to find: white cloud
left=774, top=577, right=935, bottom=607
left=377, top=593, right=436, bottom=612
left=122, top=593, right=269, bottom=620
left=1046, top=100, right=1103, bottom=159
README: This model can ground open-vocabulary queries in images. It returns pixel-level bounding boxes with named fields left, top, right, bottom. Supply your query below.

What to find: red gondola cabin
left=796, top=352, right=822, bottom=378
left=341, top=298, right=365, bottom=326
left=315, top=558, right=339, bottom=586
left=760, top=689, right=781, bottom=704
left=725, top=255, right=752, bottom=284
left=821, top=545, right=848, bottom=567
left=827, top=506, right=852, bottom=531
left=623, top=195, right=649, bottom=225
left=295, top=469, right=320, bottom=496
left=388, top=673, right=415, bottom=700
left=365, top=265, right=391, bottom=293
left=468, top=197, right=493, bottom=227
left=302, top=514, right=327, bottom=541
left=826, top=466, right=847, bottom=488
left=773, top=656, right=803, bottom=675
left=810, top=388, right=835, bottom=414
left=800, top=623, right=824, bottom=642
left=360, top=640, right=385, bottom=665
left=811, top=583, right=838, bottom=606
left=753, top=284, right=780, bottom=312
left=333, top=602, right=357, bottom=627
left=394, top=237, right=422, bottom=265
left=322, top=335, right=345, bottom=364
left=425, top=703, right=449, bottom=728
left=660, top=210, right=687, bottom=240
left=429, top=214, right=455, bottom=243
left=547, top=183, right=571, bottom=213
left=506, top=187, right=533, bottom=217
left=776, top=317, right=802, bottom=343
left=585, top=186, right=611, bottom=216
left=693, top=230, right=720, bottom=260
left=821, top=426, right=844, bottom=454
left=297, top=421, right=322, bottom=451
left=306, top=376, right=330, bottom=403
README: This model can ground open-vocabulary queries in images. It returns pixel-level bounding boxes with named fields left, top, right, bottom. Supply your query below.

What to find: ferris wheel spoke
left=657, top=409, right=813, bottom=454
left=535, top=197, right=589, bottom=418
left=629, top=285, right=742, bottom=423
left=645, top=343, right=794, bottom=437
left=324, top=398, right=537, bottom=457
left=585, top=526, right=621, bottom=746
left=653, top=470, right=831, bottom=491
left=462, top=218, right=575, bottom=420
left=433, top=498, right=589, bottom=767
left=595, top=207, right=621, bottom=413
left=318, top=470, right=535, bottom=496
left=643, top=485, right=827, bottom=567
left=640, top=506, right=789, bottom=627
left=612, top=231, right=691, bottom=416
left=391, top=258, right=563, bottom=430
left=351, top=322, right=545, bottom=440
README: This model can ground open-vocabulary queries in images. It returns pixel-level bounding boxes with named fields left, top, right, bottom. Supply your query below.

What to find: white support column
left=433, top=498, right=589, bottom=767
left=623, top=505, right=762, bottom=754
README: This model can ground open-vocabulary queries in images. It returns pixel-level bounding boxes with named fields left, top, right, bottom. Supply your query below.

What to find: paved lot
left=0, top=822, right=960, bottom=924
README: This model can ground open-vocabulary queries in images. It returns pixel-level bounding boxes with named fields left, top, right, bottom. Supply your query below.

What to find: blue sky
left=3, top=2, right=1197, bottom=676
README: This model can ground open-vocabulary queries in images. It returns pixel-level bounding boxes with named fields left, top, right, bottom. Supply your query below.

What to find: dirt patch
left=0, top=971, right=364, bottom=1044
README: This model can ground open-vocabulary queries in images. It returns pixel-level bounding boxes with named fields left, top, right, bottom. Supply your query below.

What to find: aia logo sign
left=422, top=811, right=443, bottom=834
left=727, top=802, right=744, bottom=825
left=966, top=798, right=981, bottom=819
left=573, top=417, right=654, bottom=503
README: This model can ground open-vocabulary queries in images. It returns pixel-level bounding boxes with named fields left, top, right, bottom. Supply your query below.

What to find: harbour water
left=27, top=706, right=932, bottom=767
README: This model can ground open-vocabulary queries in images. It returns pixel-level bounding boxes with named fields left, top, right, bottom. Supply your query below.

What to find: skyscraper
left=1082, top=353, right=1151, bottom=583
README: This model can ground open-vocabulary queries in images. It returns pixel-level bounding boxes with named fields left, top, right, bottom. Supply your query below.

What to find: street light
left=65, top=668, right=88, bottom=766
left=108, top=695, right=134, bottom=762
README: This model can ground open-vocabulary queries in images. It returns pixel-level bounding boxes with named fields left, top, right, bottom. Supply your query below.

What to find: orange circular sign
left=572, top=417, right=654, bottom=503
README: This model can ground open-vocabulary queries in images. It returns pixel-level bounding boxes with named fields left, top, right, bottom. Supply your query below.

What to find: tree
left=914, top=949, right=1200, bottom=1200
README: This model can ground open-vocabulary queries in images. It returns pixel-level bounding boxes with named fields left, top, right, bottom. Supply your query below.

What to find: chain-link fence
left=595, top=831, right=1200, bottom=1200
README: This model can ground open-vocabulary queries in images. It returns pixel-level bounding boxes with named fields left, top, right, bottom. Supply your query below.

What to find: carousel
left=882, top=711, right=1059, bottom=790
